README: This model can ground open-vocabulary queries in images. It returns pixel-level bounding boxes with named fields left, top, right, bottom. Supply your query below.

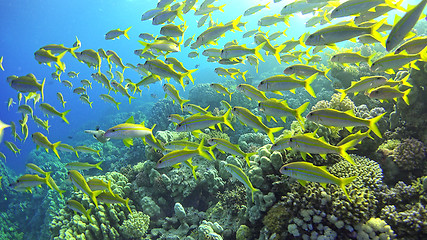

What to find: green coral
left=263, top=205, right=289, bottom=235
left=119, top=211, right=150, bottom=238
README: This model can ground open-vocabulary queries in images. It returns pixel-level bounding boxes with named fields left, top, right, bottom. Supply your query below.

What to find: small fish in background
left=195, top=64, right=200, bottom=68
left=150, top=93, right=157, bottom=98
left=66, top=200, right=93, bottom=223
left=31, top=132, right=61, bottom=159
left=105, top=27, right=132, bottom=40
left=0, top=56, right=4, bottom=71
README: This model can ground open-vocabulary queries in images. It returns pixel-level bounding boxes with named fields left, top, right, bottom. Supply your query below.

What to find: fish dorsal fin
left=319, top=166, right=328, bottom=171
left=393, top=14, right=402, bottom=25
left=126, top=116, right=135, bottom=124
left=319, top=182, right=327, bottom=188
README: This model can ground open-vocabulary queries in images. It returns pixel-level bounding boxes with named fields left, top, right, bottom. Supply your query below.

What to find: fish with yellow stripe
left=280, top=161, right=356, bottom=202
left=104, top=116, right=156, bottom=147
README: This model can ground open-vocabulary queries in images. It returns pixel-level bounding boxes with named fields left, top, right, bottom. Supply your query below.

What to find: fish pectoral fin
left=319, top=182, right=327, bottom=188
left=172, top=163, right=182, bottom=169
left=297, top=179, right=307, bottom=187
left=300, top=152, right=307, bottom=160
left=123, top=138, right=133, bottom=148
left=345, top=126, right=354, bottom=133
left=319, top=154, right=327, bottom=160
left=253, top=128, right=259, bottom=133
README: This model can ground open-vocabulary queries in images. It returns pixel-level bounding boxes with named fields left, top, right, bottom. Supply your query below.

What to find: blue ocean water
left=0, top=0, right=308, bottom=173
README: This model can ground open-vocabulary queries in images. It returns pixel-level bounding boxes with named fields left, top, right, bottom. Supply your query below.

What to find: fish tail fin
left=61, top=110, right=70, bottom=124
left=267, top=127, right=284, bottom=144
left=176, top=3, right=185, bottom=21
left=86, top=208, right=93, bottom=223
left=244, top=152, right=257, bottom=167
left=58, top=189, right=66, bottom=199
left=323, top=68, right=331, bottom=81
left=89, top=101, right=93, bottom=108
left=368, top=112, right=386, bottom=138
left=254, top=42, right=265, bottom=62
left=190, top=163, right=198, bottom=180
left=338, top=141, right=357, bottom=165
left=299, top=32, right=307, bottom=48
left=51, top=141, right=61, bottom=159
left=69, top=47, right=78, bottom=58
left=218, top=4, right=226, bottom=12
left=241, top=70, right=248, bottom=82
left=123, top=26, right=132, bottom=40
left=180, top=99, right=190, bottom=111
left=274, top=44, right=287, bottom=64
left=304, top=73, right=318, bottom=98
left=370, top=18, right=385, bottom=44
left=62, top=100, right=66, bottom=108
left=40, top=78, right=46, bottom=102
left=186, top=69, right=198, bottom=84
left=222, top=108, right=234, bottom=131
left=74, top=150, right=79, bottom=158
left=295, top=102, right=310, bottom=126
left=91, top=190, right=104, bottom=209
left=107, top=180, right=114, bottom=194
left=400, top=73, right=413, bottom=87
left=95, top=161, right=103, bottom=170
left=336, top=89, right=347, bottom=102
left=138, top=40, right=150, bottom=54
left=44, top=172, right=53, bottom=190
left=128, top=96, right=136, bottom=104
left=340, top=176, right=357, bottom=202
left=231, top=15, right=242, bottom=32
left=124, top=198, right=132, bottom=213
left=402, top=88, right=411, bottom=105
left=56, top=51, right=67, bottom=72
left=197, top=138, right=211, bottom=160
left=250, top=187, right=260, bottom=203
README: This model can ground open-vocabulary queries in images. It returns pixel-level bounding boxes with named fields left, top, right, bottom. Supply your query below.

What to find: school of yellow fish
left=1, top=0, right=426, bottom=213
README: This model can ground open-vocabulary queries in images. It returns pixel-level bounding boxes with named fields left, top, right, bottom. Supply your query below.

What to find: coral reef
left=119, top=211, right=150, bottom=239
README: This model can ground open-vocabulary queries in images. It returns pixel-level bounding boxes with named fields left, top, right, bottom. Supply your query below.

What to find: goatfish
left=305, top=19, right=384, bottom=46
left=152, top=4, right=184, bottom=25
left=34, top=49, right=66, bottom=71
left=220, top=43, right=265, bottom=62
left=207, top=138, right=256, bottom=167
left=79, top=94, right=93, bottom=108
left=57, top=143, right=79, bottom=158
left=75, top=146, right=101, bottom=156
left=164, top=57, right=198, bottom=82
left=370, top=50, right=427, bottom=74
left=104, top=116, right=156, bottom=147
left=39, top=103, right=70, bottom=124
left=106, top=50, right=128, bottom=72
left=210, top=83, right=233, bottom=101
left=258, top=99, right=309, bottom=126
left=81, top=79, right=92, bottom=89
left=306, top=109, right=386, bottom=138
left=138, top=39, right=180, bottom=54
left=225, top=163, right=259, bottom=202
left=163, top=83, right=190, bottom=110
left=271, top=135, right=292, bottom=151
left=386, top=0, right=427, bottom=51
left=157, top=139, right=214, bottom=180
left=287, top=132, right=358, bottom=165
left=330, top=0, right=395, bottom=19
left=257, top=73, right=318, bottom=98
left=142, top=134, right=167, bottom=153
left=100, top=94, right=121, bottom=110
left=31, top=132, right=61, bottom=159
left=65, top=161, right=103, bottom=171
left=57, top=92, right=66, bottom=108
left=335, top=76, right=388, bottom=101
left=236, top=84, right=267, bottom=102
left=48, top=176, right=66, bottom=198
left=254, top=34, right=286, bottom=64
left=247, top=55, right=259, bottom=73
left=232, top=106, right=283, bottom=144
left=66, top=200, right=93, bottom=223
left=9, top=74, right=45, bottom=101
left=145, top=59, right=192, bottom=90
left=175, top=108, right=234, bottom=136
left=33, top=116, right=50, bottom=133
left=395, top=36, right=427, bottom=54
left=136, top=74, right=162, bottom=89
left=10, top=173, right=52, bottom=193
left=96, top=191, right=132, bottom=213
left=0, top=56, right=3, bottom=71
left=215, top=67, right=238, bottom=79
left=0, top=152, right=6, bottom=162
left=111, top=81, right=136, bottom=104
left=87, top=178, right=113, bottom=193
left=283, top=64, right=330, bottom=81
left=68, top=170, right=103, bottom=208
left=75, top=49, right=101, bottom=72
left=280, top=161, right=356, bottom=201
left=4, top=140, right=19, bottom=155
left=183, top=104, right=210, bottom=115
left=105, top=27, right=132, bottom=40
left=244, top=2, right=270, bottom=16
left=168, top=114, right=184, bottom=125
left=368, top=85, right=411, bottom=105
left=25, top=163, right=50, bottom=177
left=337, top=130, right=373, bottom=149
left=330, top=52, right=372, bottom=66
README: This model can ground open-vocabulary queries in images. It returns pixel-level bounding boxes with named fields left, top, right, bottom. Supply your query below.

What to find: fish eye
left=16, top=180, right=20, bottom=183
left=289, top=138, right=293, bottom=142
left=111, top=129, right=115, bottom=132
left=232, top=107, right=237, bottom=111
left=289, top=67, right=293, bottom=70
left=260, top=81, right=264, bottom=85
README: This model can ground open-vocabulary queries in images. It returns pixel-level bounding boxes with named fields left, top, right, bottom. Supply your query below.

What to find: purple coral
left=393, top=138, right=426, bottom=171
